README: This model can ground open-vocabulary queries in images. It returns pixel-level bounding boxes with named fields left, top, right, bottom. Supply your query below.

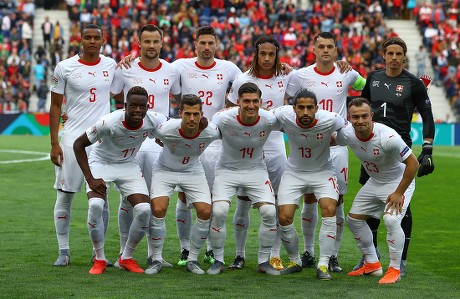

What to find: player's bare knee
left=196, top=205, right=212, bottom=220
left=278, top=212, right=294, bottom=226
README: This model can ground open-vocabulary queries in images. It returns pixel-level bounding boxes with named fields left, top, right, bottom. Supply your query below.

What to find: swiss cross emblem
left=199, top=142, right=205, bottom=149
left=103, top=71, right=109, bottom=77
left=259, top=131, right=266, bottom=138
left=316, top=133, right=323, bottom=140
left=373, top=148, right=380, bottom=155
left=396, top=85, right=403, bottom=92
left=336, top=81, right=342, bottom=87
left=278, top=81, right=283, bottom=88
left=217, top=74, right=223, bottom=80
left=164, top=79, right=169, bottom=85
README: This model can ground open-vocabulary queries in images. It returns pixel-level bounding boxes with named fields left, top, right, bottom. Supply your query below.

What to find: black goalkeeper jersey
left=361, top=69, right=432, bottom=147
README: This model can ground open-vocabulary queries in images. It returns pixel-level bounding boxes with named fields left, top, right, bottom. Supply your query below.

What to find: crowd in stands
left=0, top=0, right=459, bottom=121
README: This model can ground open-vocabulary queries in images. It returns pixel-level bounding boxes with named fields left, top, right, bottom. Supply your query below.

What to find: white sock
left=122, top=202, right=150, bottom=260
left=258, top=204, right=277, bottom=264
left=383, top=214, right=404, bottom=270
left=87, top=197, right=106, bottom=260
left=176, top=199, right=191, bottom=251
left=147, top=215, right=166, bottom=261
left=318, top=216, right=336, bottom=267
left=332, top=204, right=344, bottom=257
left=103, top=198, right=109, bottom=236
left=301, top=202, right=317, bottom=255
left=118, top=196, right=133, bottom=254
left=54, top=190, right=74, bottom=251
left=270, top=229, right=283, bottom=259
left=209, top=201, right=230, bottom=262
left=233, top=199, right=251, bottom=257
left=188, top=218, right=210, bottom=261
left=346, top=215, right=379, bottom=263
left=279, top=224, right=301, bottom=265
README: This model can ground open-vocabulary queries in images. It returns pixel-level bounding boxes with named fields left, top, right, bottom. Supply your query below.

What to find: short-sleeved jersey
left=336, top=122, right=412, bottom=183
left=86, top=110, right=167, bottom=164
left=227, top=71, right=292, bottom=152
left=361, top=69, right=432, bottom=147
left=211, top=107, right=280, bottom=171
left=172, top=58, right=242, bottom=118
left=286, top=64, right=364, bottom=118
left=111, top=58, right=180, bottom=116
left=51, top=54, right=116, bottom=143
left=155, top=118, right=221, bottom=172
left=274, top=106, right=346, bottom=172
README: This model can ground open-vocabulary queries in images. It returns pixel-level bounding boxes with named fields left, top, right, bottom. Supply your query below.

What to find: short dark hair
left=249, top=35, right=282, bottom=77
left=196, top=26, right=217, bottom=40
left=293, top=89, right=317, bottom=105
left=347, top=97, right=371, bottom=110
left=138, top=24, right=163, bottom=39
left=81, top=24, right=102, bottom=36
left=314, top=32, right=337, bottom=46
left=238, top=82, right=262, bottom=98
left=381, top=37, right=407, bottom=55
left=180, top=94, right=202, bottom=110
left=126, top=86, right=148, bottom=100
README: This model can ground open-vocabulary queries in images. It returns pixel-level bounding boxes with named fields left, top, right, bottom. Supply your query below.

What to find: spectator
left=21, top=17, right=33, bottom=49
left=415, top=45, right=427, bottom=77
left=41, top=16, right=52, bottom=49
left=36, top=79, right=49, bottom=113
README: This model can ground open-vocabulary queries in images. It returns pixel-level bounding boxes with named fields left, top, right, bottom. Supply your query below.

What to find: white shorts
left=200, top=141, right=221, bottom=191
left=54, top=142, right=91, bottom=192
left=350, top=177, right=415, bottom=220
left=212, top=167, right=275, bottom=204
left=86, top=161, right=149, bottom=197
left=278, top=168, right=339, bottom=207
left=330, top=145, right=348, bottom=195
left=150, top=169, right=211, bottom=207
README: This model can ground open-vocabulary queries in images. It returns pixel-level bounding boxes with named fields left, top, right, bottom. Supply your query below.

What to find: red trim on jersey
left=256, top=74, right=274, bottom=79
left=296, top=118, right=318, bottom=128
left=178, top=129, right=200, bottom=139
left=78, top=57, right=101, bottom=66
left=356, top=132, right=374, bottom=142
left=138, top=61, right=162, bottom=72
left=237, top=114, right=260, bottom=126
left=122, top=120, right=144, bottom=130
left=314, top=66, right=335, bottom=76
left=195, top=60, right=216, bottom=69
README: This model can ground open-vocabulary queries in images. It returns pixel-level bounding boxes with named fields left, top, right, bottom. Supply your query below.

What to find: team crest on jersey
left=336, top=81, right=343, bottom=87
left=164, top=79, right=169, bottom=85
left=396, top=85, right=403, bottom=92
left=259, top=131, right=266, bottom=138
left=278, top=81, right=284, bottom=88
left=372, top=80, right=379, bottom=87
left=217, top=74, right=223, bottom=80
left=316, top=133, right=323, bottom=141
left=373, top=148, right=380, bottom=156
left=103, top=71, right=109, bottom=77
left=199, top=142, right=205, bottom=149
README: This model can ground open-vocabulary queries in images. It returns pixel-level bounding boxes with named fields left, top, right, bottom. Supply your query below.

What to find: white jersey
left=286, top=64, right=361, bottom=118
left=172, top=58, right=241, bottom=118
left=111, top=58, right=180, bottom=116
left=228, top=71, right=292, bottom=152
left=211, top=107, right=280, bottom=171
left=86, top=109, right=168, bottom=164
left=155, top=118, right=221, bottom=172
left=336, top=122, right=412, bottom=183
left=51, top=54, right=116, bottom=143
left=274, top=106, right=346, bottom=172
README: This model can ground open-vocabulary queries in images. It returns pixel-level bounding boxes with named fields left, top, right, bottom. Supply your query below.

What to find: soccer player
left=356, top=37, right=435, bottom=276
left=49, top=24, right=116, bottom=266
left=207, top=82, right=280, bottom=276
left=147, top=94, right=220, bottom=275
left=274, top=89, right=346, bottom=280
left=284, top=32, right=366, bottom=271
left=73, top=86, right=167, bottom=274
left=336, top=97, right=419, bottom=284
left=225, top=35, right=290, bottom=270
left=171, top=26, right=242, bottom=265
left=111, top=24, right=180, bottom=269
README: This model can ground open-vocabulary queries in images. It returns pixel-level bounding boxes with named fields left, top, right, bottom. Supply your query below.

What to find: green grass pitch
left=0, top=135, right=459, bottom=298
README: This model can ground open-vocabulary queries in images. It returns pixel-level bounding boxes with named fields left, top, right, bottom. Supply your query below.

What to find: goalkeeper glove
left=417, top=142, right=434, bottom=177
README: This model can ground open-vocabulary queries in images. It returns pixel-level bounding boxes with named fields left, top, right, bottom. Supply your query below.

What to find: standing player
left=171, top=26, right=242, bottom=265
left=356, top=37, right=435, bottom=276
left=284, top=32, right=366, bottom=271
left=226, top=35, right=290, bottom=270
left=50, top=24, right=116, bottom=266
left=111, top=24, right=180, bottom=269
left=73, top=86, right=168, bottom=274
left=147, top=95, right=220, bottom=275
left=336, top=98, right=419, bottom=284
left=274, top=89, right=346, bottom=280
left=207, top=82, right=280, bottom=276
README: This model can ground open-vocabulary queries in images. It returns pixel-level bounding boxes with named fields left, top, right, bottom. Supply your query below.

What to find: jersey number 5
left=89, top=88, right=96, bottom=102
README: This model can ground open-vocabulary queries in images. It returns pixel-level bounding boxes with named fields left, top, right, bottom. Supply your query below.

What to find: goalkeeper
left=355, top=37, right=435, bottom=276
